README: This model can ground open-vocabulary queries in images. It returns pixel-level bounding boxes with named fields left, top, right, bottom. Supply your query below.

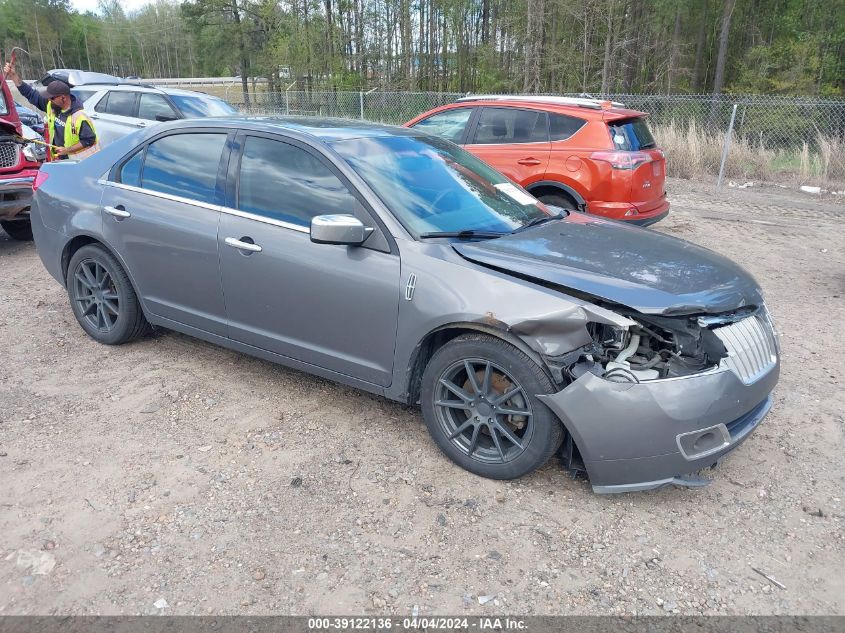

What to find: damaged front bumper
left=538, top=359, right=779, bottom=493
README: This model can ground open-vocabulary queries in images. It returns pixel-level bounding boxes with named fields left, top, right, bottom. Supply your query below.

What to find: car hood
left=452, top=213, right=763, bottom=315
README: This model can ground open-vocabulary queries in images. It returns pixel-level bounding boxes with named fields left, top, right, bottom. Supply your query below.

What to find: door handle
left=225, top=236, right=262, bottom=253
left=517, top=157, right=542, bottom=166
left=104, top=205, right=130, bottom=219
left=135, top=122, right=147, bottom=128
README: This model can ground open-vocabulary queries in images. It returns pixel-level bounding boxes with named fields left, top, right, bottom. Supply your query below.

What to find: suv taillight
left=590, top=150, right=651, bottom=170
left=32, top=170, right=49, bottom=192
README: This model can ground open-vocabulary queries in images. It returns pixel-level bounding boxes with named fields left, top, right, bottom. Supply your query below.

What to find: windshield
left=331, top=135, right=551, bottom=236
left=169, top=94, right=238, bottom=117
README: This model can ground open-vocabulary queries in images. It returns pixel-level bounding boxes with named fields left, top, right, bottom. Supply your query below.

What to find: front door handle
left=517, top=157, right=542, bottom=166
left=225, top=236, right=262, bottom=253
left=104, top=205, right=130, bottom=219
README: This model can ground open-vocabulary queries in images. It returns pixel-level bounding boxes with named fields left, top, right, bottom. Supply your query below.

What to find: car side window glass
left=238, top=136, right=358, bottom=227
left=138, top=94, right=178, bottom=121
left=103, top=91, right=136, bottom=117
left=472, top=108, right=548, bottom=144
left=119, top=150, right=143, bottom=187
left=93, top=92, right=109, bottom=113
left=411, top=108, right=472, bottom=143
left=549, top=113, right=586, bottom=141
left=72, top=89, right=97, bottom=105
left=141, top=133, right=226, bottom=204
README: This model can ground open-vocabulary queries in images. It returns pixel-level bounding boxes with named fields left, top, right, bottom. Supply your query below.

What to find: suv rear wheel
left=421, top=333, right=564, bottom=479
left=537, top=193, right=577, bottom=211
left=0, top=219, right=33, bottom=241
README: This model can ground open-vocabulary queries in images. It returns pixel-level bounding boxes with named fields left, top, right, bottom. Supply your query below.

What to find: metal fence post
left=360, top=90, right=364, bottom=119
left=716, top=103, right=738, bottom=191
left=284, top=80, right=296, bottom=115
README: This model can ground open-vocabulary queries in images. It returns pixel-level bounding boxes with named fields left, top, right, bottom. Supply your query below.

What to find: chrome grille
left=714, top=312, right=778, bottom=384
left=0, top=142, right=20, bottom=169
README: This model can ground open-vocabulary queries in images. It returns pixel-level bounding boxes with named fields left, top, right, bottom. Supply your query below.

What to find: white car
left=42, top=69, right=238, bottom=147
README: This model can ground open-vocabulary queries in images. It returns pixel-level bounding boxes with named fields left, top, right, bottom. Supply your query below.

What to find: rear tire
left=420, top=333, right=564, bottom=479
left=0, top=219, right=33, bottom=241
left=537, top=193, right=578, bottom=211
left=66, top=244, right=149, bottom=345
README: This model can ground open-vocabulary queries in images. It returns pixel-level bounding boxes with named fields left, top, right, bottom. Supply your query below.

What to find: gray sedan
left=29, top=117, right=779, bottom=493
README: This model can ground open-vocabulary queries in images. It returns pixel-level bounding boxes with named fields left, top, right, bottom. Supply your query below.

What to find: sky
left=69, top=0, right=156, bottom=15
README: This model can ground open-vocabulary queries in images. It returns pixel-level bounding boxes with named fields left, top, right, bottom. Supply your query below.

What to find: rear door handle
left=225, top=236, right=262, bottom=253
left=104, top=205, right=130, bottom=219
left=517, top=157, right=542, bottom=166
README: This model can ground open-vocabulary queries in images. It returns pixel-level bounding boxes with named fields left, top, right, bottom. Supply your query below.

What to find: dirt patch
left=0, top=178, right=843, bottom=615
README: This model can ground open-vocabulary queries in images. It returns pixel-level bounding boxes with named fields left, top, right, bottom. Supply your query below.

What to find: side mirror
left=155, top=114, right=178, bottom=122
left=310, top=214, right=372, bottom=246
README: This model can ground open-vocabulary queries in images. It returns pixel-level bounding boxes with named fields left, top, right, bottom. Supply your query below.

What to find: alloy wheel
left=433, top=358, right=534, bottom=464
left=72, top=259, right=120, bottom=333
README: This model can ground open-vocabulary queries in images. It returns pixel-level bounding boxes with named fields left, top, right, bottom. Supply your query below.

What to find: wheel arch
left=402, top=322, right=553, bottom=406
left=526, top=180, right=587, bottom=209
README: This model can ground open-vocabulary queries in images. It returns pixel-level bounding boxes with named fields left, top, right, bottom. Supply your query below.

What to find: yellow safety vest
left=46, top=102, right=101, bottom=161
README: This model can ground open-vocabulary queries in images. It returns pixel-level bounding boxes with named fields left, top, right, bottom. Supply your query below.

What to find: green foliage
left=0, top=0, right=842, bottom=96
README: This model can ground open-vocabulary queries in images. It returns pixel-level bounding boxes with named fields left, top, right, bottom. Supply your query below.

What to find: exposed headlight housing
left=22, top=143, right=46, bottom=163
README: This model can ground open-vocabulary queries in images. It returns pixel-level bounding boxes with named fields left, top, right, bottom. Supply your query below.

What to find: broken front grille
left=714, top=313, right=778, bottom=385
left=0, top=142, right=21, bottom=169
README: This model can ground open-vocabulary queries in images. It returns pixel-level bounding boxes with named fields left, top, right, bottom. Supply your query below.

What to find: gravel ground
left=0, top=178, right=843, bottom=616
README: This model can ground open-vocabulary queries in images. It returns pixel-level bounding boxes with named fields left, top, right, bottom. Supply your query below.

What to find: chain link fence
left=155, top=79, right=845, bottom=189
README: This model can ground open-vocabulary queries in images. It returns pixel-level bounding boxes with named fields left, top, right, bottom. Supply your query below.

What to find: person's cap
left=44, top=81, right=71, bottom=98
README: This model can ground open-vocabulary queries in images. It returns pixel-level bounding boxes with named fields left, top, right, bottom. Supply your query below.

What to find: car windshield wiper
left=418, top=230, right=507, bottom=240
left=512, top=212, right=566, bottom=234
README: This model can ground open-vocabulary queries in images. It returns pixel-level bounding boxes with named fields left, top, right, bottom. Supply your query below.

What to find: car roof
left=448, top=96, right=646, bottom=120
left=71, top=83, right=219, bottom=99
left=166, top=116, right=426, bottom=142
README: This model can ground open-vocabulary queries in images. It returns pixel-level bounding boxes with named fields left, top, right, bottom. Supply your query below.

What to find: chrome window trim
left=219, top=206, right=310, bottom=234
left=99, top=179, right=311, bottom=234
left=99, top=180, right=220, bottom=211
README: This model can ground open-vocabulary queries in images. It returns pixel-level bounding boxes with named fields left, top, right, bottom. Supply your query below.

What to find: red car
left=405, top=95, right=669, bottom=225
left=1, top=78, right=43, bottom=240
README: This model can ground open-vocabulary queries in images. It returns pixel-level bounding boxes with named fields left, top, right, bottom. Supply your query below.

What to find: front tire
left=420, top=334, right=564, bottom=479
left=66, top=244, right=149, bottom=345
left=1, top=219, right=33, bottom=241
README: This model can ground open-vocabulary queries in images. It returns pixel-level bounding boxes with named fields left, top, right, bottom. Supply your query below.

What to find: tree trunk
left=600, top=1, right=615, bottom=95
left=692, top=0, right=707, bottom=92
left=523, top=0, right=544, bottom=93
left=712, top=0, right=736, bottom=94
left=668, top=6, right=681, bottom=93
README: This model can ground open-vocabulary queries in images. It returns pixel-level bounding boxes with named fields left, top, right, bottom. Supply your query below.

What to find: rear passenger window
left=549, top=113, right=586, bottom=141
left=141, top=133, right=226, bottom=204
left=119, top=150, right=143, bottom=187
left=95, top=91, right=136, bottom=117
left=472, top=108, right=548, bottom=144
left=238, top=136, right=357, bottom=227
left=412, top=108, right=473, bottom=143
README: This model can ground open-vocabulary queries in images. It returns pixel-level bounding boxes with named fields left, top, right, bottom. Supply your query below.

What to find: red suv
left=1, top=79, right=43, bottom=240
left=405, top=96, right=669, bottom=225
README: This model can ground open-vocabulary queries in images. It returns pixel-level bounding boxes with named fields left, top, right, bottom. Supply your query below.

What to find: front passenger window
left=238, top=136, right=358, bottom=227
left=411, top=108, right=473, bottom=143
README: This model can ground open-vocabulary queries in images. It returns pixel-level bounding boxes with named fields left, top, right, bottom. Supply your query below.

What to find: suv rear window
left=95, top=91, right=137, bottom=117
left=608, top=117, right=656, bottom=150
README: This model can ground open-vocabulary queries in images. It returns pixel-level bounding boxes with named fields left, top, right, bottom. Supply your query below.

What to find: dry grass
left=652, top=121, right=845, bottom=189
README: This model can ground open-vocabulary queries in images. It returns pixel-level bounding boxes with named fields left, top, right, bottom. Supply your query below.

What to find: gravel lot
left=1, top=178, right=843, bottom=616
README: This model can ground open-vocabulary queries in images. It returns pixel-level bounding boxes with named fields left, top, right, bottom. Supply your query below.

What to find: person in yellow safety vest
left=3, top=61, right=100, bottom=161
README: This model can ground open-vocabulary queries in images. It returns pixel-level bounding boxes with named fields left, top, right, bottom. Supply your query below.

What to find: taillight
left=590, top=151, right=651, bottom=170
left=32, top=170, right=49, bottom=192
